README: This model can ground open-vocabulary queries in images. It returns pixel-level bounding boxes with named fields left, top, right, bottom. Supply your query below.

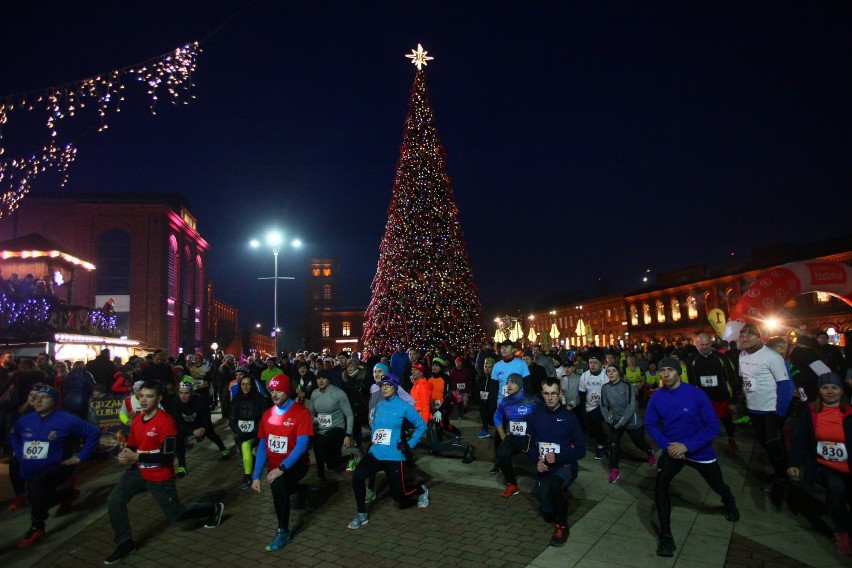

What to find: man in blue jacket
left=645, top=357, right=740, bottom=558
left=526, top=378, right=585, bottom=547
left=10, top=385, right=100, bottom=548
left=494, top=373, right=541, bottom=498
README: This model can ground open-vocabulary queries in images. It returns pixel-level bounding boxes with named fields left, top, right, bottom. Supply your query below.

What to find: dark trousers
left=654, top=453, right=734, bottom=536
left=26, top=462, right=76, bottom=526
left=426, top=422, right=468, bottom=455
left=749, top=412, right=789, bottom=479
left=352, top=453, right=423, bottom=513
left=270, top=461, right=308, bottom=531
left=586, top=407, right=608, bottom=449
left=176, top=422, right=226, bottom=468
left=609, top=426, right=653, bottom=469
left=816, top=466, right=852, bottom=532
left=535, top=465, right=576, bottom=526
left=10, top=455, right=25, bottom=495
left=497, top=434, right=529, bottom=486
left=313, top=427, right=346, bottom=478
left=108, top=467, right=214, bottom=544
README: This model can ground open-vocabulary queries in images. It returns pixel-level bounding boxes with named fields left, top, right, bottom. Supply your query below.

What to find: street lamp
left=250, top=231, right=302, bottom=356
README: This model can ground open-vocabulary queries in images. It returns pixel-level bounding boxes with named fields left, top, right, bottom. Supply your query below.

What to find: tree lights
left=0, top=42, right=201, bottom=216
left=362, top=46, right=486, bottom=353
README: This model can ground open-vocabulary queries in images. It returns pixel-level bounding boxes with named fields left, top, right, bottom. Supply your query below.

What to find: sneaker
left=476, top=428, right=490, bottom=439
left=204, top=502, right=225, bottom=528
left=490, top=463, right=501, bottom=475
left=723, top=498, right=740, bottom=522
left=56, top=488, right=81, bottom=515
left=728, top=438, right=738, bottom=452
left=345, top=455, right=358, bottom=473
left=646, top=454, right=657, bottom=467
left=501, top=483, right=520, bottom=498
left=462, top=446, right=475, bottom=464
left=17, top=526, right=46, bottom=549
left=265, top=529, right=291, bottom=551
left=733, top=415, right=751, bottom=425
left=417, top=485, right=430, bottom=508
left=550, top=524, right=569, bottom=547
left=309, top=477, right=327, bottom=491
left=656, top=534, right=676, bottom=557
left=594, top=447, right=606, bottom=460
left=176, top=466, right=187, bottom=478
left=347, top=512, right=369, bottom=529
left=364, top=489, right=377, bottom=504
left=607, top=468, right=620, bottom=483
left=104, top=540, right=136, bottom=564
left=8, top=494, right=26, bottom=511
left=220, top=449, right=231, bottom=460
left=239, top=476, right=251, bottom=490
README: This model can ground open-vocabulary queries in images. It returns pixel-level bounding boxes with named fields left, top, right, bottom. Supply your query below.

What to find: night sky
left=2, top=2, right=851, bottom=341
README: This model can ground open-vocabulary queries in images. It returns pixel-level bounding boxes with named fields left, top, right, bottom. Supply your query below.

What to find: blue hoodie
left=494, top=389, right=541, bottom=434
left=644, top=382, right=719, bottom=462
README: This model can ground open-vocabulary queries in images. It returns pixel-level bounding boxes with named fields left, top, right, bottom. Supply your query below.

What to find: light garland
left=0, top=42, right=201, bottom=216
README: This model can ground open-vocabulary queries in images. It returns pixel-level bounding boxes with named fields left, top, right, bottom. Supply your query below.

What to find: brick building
left=304, top=257, right=366, bottom=353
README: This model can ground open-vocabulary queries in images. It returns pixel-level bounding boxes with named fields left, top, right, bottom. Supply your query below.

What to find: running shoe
left=646, top=454, right=657, bottom=467
left=176, top=466, right=187, bottom=478
left=220, top=449, right=231, bottom=460
left=7, top=494, right=26, bottom=511
left=17, top=527, right=46, bottom=549
left=550, top=524, right=569, bottom=547
left=476, top=428, right=490, bottom=439
left=345, top=455, right=358, bottom=473
left=265, top=529, right=291, bottom=551
left=104, top=540, right=136, bottom=564
left=203, top=502, right=225, bottom=528
left=607, top=468, right=620, bottom=483
left=239, top=476, right=251, bottom=490
left=364, top=489, right=376, bottom=504
left=656, top=534, right=676, bottom=557
left=723, top=498, right=740, bottom=522
left=490, top=463, right=501, bottom=475
left=594, top=447, right=606, bottom=460
left=462, top=446, right=475, bottom=464
left=417, top=485, right=430, bottom=508
left=501, top=483, right=519, bottom=498
left=733, top=415, right=751, bottom=425
left=347, top=512, right=369, bottom=529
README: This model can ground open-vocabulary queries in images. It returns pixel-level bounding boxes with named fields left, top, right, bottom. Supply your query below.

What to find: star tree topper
left=406, top=44, right=434, bottom=70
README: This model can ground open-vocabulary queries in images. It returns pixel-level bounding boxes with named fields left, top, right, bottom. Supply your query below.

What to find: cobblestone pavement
left=1, top=409, right=848, bottom=567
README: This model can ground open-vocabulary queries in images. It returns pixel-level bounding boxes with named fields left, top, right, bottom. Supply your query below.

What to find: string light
left=362, top=53, right=486, bottom=353
left=0, top=42, right=201, bottom=216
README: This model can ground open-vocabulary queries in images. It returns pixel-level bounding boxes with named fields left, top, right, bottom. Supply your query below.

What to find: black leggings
left=270, top=461, right=308, bottom=531
left=176, top=422, right=226, bottom=468
left=313, top=427, right=346, bottom=478
left=609, top=426, right=653, bottom=469
left=352, top=453, right=423, bottom=513
left=749, top=413, right=788, bottom=479
left=816, top=466, right=852, bottom=532
left=586, top=407, right=608, bottom=449
left=497, top=434, right=528, bottom=486
left=654, top=453, right=734, bottom=536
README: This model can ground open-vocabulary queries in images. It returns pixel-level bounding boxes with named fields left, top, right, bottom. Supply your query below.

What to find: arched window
left=96, top=229, right=131, bottom=294
left=342, top=322, right=351, bottom=336
left=725, top=288, right=736, bottom=314
left=656, top=300, right=666, bottom=323
left=630, top=305, right=639, bottom=326
left=322, top=284, right=332, bottom=300
left=642, top=303, right=651, bottom=325
left=671, top=298, right=681, bottom=322
left=195, top=255, right=204, bottom=308
left=321, top=322, right=330, bottom=337
left=703, top=291, right=713, bottom=314
left=182, top=246, right=192, bottom=303
left=686, top=296, right=698, bottom=320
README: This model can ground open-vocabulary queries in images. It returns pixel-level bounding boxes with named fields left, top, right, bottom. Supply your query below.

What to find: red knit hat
left=267, top=374, right=291, bottom=395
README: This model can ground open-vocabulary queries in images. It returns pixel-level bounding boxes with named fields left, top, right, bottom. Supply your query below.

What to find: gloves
left=433, top=411, right=442, bottom=423
left=397, top=440, right=410, bottom=452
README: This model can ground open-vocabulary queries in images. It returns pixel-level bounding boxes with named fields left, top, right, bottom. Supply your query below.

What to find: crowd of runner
left=1, top=325, right=850, bottom=562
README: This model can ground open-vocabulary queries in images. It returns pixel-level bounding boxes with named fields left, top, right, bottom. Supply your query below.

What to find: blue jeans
left=108, top=467, right=214, bottom=544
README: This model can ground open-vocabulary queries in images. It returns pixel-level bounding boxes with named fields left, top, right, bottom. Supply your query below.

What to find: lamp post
left=250, top=231, right=302, bottom=356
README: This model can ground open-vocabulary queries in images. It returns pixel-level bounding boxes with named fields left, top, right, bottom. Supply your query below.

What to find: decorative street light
left=250, top=231, right=302, bottom=356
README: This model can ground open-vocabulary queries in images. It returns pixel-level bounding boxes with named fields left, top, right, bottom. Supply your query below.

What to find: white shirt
left=579, top=369, right=607, bottom=412
left=739, top=346, right=789, bottom=413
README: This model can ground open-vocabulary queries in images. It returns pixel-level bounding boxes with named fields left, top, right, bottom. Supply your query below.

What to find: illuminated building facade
left=304, top=257, right=365, bottom=353
left=0, top=193, right=209, bottom=354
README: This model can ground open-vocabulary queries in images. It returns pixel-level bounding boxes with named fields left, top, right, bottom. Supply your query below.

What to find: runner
left=494, top=373, right=541, bottom=497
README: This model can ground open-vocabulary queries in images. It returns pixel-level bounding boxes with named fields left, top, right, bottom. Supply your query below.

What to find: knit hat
left=267, top=374, right=291, bottom=395
left=484, top=357, right=495, bottom=366
left=178, top=381, right=193, bottom=392
left=506, top=374, right=524, bottom=388
left=132, top=380, right=145, bottom=391
left=374, top=363, right=389, bottom=374
left=740, top=323, right=762, bottom=338
left=379, top=373, right=400, bottom=389
left=658, top=357, right=680, bottom=372
left=454, top=356, right=464, bottom=364
left=818, top=372, right=844, bottom=389
left=32, top=385, right=58, bottom=402
left=432, top=357, right=446, bottom=367
left=411, top=362, right=427, bottom=374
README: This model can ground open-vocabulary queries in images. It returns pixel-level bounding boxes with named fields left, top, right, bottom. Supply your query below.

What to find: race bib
left=237, top=420, right=255, bottom=433
left=700, top=375, right=718, bottom=388
left=538, top=442, right=560, bottom=458
left=268, top=434, right=289, bottom=454
left=372, top=428, right=392, bottom=446
left=22, top=440, right=49, bottom=460
left=588, top=391, right=601, bottom=404
left=817, top=441, right=847, bottom=463
left=456, top=383, right=466, bottom=391
left=317, top=414, right=333, bottom=428
left=742, top=378, right=755, bottom=392
left=479, top=391, right=488, bottom=401
left=509, top=421, right=527, bottom=435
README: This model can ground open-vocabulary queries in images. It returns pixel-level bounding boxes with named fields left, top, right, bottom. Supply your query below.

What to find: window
left=725, top=288, right=736, bottom=313
left=312, top=268, right=320, bottom=277
left=606, top=309, right=612, bottom=322
left=642, top=304, right=651, bottom=325
left=322, top=284, right=332, bottom=300
left=96, top=229, right=131, bottom=294
left=630, top=305, right=639, bottom=326
left=671, top=298, right=681, bottom=322
left=686, top=296, right=698, bottom=320
left=342, top=321, right=351, bottom=336
left=321, top=322, right=330, bottom=337
left=322, top=268, right=331, bottom=277
left=656, top=300, right=666, bottom=323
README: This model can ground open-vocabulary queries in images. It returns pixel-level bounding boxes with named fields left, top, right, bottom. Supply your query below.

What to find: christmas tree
left=362, top=46, right=486, bottom=353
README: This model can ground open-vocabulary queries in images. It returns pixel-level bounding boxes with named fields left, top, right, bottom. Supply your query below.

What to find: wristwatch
left=278, top=463, right=287, bottom=472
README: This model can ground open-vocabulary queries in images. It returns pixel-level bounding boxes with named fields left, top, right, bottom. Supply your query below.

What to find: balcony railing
left=0, top=293, right=116, bottom=339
